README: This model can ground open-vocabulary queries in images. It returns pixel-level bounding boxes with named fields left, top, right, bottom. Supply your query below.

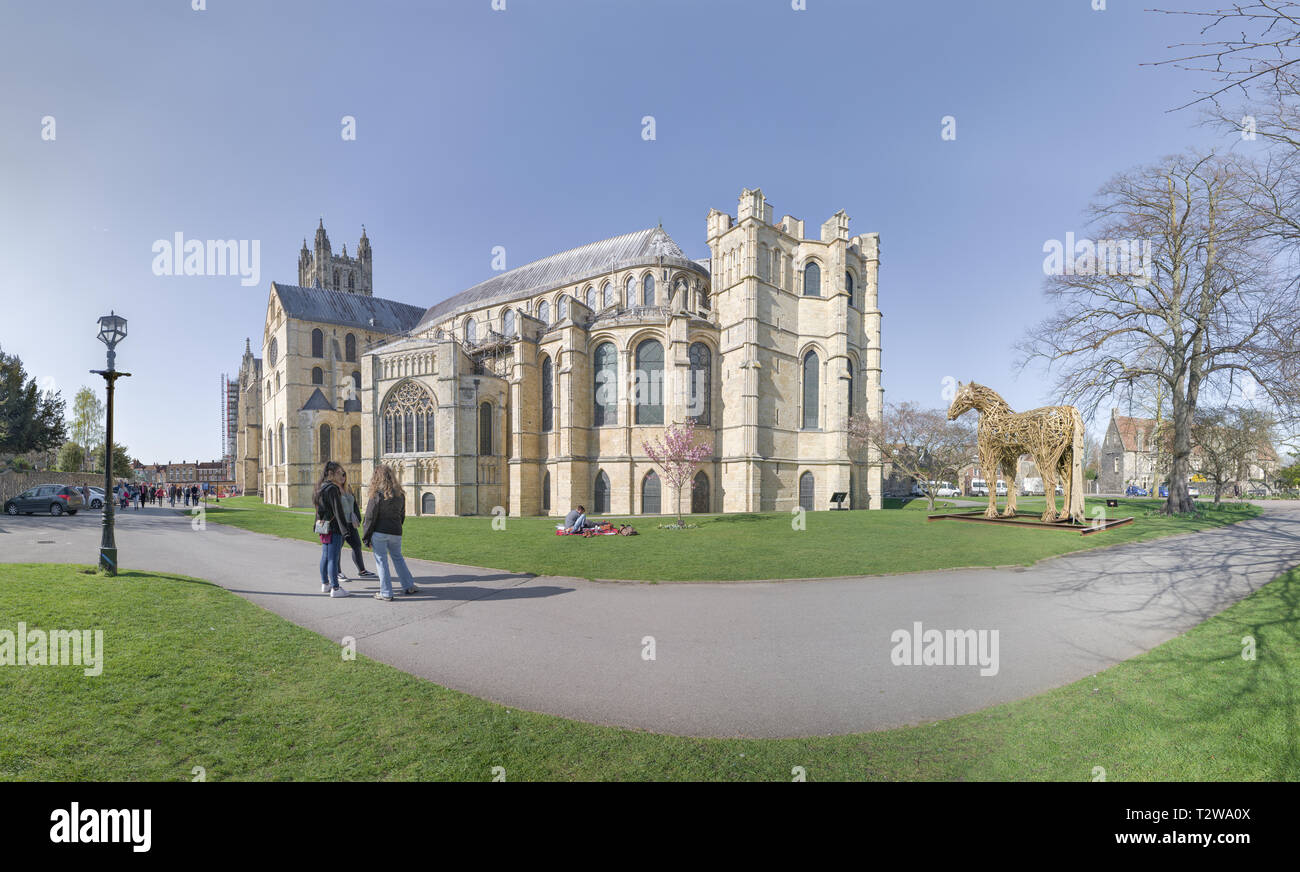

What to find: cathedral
left=235, top=188, right=884, bottom=516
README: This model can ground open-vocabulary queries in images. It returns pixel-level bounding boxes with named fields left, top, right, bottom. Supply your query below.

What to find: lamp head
left=97, top=311, right=128, bottom=348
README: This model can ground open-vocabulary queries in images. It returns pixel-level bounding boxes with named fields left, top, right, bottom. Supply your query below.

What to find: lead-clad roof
left=413, top=226, right=706, bottom=333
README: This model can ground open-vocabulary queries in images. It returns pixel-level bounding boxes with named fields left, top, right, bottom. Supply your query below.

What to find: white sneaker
left=321, top=584, right=330, bottom=593
left=337, top=572, right=348, bottom=582
left=330, top=587, right=351, bottom=598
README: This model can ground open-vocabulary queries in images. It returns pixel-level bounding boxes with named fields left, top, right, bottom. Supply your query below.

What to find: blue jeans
left=371, top=532, right=415, bottom=597
left=319, top=534, right=343, bottom=589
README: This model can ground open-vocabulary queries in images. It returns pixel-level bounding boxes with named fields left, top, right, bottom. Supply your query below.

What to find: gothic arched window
left=799, top=471, right=815, bottom=510
left=311, top=367, right=323, bottom=385
left=642, top=273, right=656, bottom=306
left=625, top=275, right=636, bottom=307
left=541, top=355, right=554, bottom=433
left=585, top=286, right=596, bottom=310
left=311, top=329, right=323, bottom=358
left=603, top=281, right=614, bottom=309
left=537, top=300, right=550, bottom=325
left=846, top=358, right=854, bottom=418
left=558, top=296, right=569, bottom=321
left=687, top=342, right=711, bottom=426
left=503, top=309, right=515, bottom=337
left=350, top=425, right=361, bottom=463
left=345, top=333, right=357, bottom=362
left=465, top=317, right=476, bottom=344
left=333, top=268, right=340, bottom=288
left=381, top=381, right=435, bottom=455
left=594, top=470, right=611, bottom=514
left=802, top=350, right=820, bottom=429
left=641, top=470, right=661, bottom=514
left=593, top=342, right=617, bottom=426
left=318, top=424, right=331, bottom=463
left=278, top=422, right=285, bottom=464
left=348, top=272, right=355, bottom=290
left=542, top=471, right=551, bottom=512
left=803, top=261, right=821, bottom=297
left=845, top=271, right=855, bottom=308
left=479, top=402, right=493, bottom=455
left=635, top=339, right=664, bottom=425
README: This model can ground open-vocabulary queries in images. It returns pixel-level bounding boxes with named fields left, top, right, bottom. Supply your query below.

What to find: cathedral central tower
left=297, top=219, right=373, bottom=295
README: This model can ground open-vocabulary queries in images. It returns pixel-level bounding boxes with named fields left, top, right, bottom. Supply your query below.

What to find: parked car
left=87, top=487, right=105, bottom=509
left=1155, top=484, right=1201, bottom=498
left=995, top=480, right=1008, bottom=496
left=1022, top=477, right=1045, bottom=496
left=970, top=478, right=989, bottom=497
left=1125, top=485, right=1148, bottom=497
left=4, top=484, right=85, bottom=516
left=936, top=483, right=962, bottom=498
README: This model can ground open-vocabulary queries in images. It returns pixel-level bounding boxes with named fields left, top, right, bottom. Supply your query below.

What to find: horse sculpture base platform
left=926, top=510, right=1134, bottom=536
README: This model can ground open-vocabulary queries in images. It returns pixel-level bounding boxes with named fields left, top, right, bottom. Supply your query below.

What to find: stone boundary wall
left=0, top=471, right=113, bottom=504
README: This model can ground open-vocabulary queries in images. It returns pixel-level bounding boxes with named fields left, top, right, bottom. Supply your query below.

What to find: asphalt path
left=2, top=501, right=1296, bottom=738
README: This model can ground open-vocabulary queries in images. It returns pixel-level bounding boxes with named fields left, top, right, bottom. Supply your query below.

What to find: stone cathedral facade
left=241, top=189, right=884, bottom=515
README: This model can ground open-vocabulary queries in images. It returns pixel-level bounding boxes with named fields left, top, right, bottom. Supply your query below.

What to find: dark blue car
left=1125, top=485, right=1148, bottom=497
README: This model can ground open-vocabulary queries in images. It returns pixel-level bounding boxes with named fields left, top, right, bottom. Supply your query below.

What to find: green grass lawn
left=195, top=496, right=1261, bottom=581
left=1, top=562, right=1295, bottom=780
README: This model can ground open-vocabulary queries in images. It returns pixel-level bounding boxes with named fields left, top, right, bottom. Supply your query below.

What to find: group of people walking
left=313, top=461, right=420, bottom=601
left=115, top=483, right=204, bottom=510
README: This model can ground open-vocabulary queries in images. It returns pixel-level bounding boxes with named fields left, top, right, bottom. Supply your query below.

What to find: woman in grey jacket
left=362, top=464, right=421, bottom=601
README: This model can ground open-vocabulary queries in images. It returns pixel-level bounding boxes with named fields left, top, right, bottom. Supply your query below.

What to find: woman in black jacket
left=362, top=464, right=420, bottom=601
left=313, top=461, right=354, bottom=598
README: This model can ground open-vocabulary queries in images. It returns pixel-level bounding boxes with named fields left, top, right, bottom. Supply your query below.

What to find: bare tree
left=1191, top=406, right=1277, bottom=502
left=848, top=403, right=976, bottom=511
left=1019, top=152, right=1300, bottom=514
left=1155, top=5, right=1300, bottom=271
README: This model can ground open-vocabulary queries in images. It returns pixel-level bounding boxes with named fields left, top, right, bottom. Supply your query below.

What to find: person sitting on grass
left=563, top=504, right=591, bottom=533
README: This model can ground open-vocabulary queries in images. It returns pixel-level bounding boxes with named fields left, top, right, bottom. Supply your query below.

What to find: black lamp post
left=91, top=311, right=130, bottom=575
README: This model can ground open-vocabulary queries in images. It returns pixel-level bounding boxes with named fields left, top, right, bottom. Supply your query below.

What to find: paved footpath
left=2, top=502, right=1298, bottom=738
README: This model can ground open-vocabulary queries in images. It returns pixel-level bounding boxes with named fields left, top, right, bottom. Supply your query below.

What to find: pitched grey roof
left=300, top=388, right=335, bottom=412
left=271, top=283, right=425, bottom=334
left=413, top=226, right=707, bottom=333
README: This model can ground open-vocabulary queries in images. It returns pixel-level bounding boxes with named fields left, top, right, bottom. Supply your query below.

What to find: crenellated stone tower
left=705, top=187, right=883, bottom=511
left=298, top=219, right=373, bottom=295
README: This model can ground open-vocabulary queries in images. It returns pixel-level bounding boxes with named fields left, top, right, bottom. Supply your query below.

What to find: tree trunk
left=1166, top=391, right=1195, bottom=514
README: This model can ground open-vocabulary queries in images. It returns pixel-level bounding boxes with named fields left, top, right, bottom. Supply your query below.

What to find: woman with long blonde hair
left=361, top=464, right=420, bottom=600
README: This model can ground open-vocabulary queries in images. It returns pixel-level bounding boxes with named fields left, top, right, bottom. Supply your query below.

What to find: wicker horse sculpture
left=947, top=382, right=1086, bottom=523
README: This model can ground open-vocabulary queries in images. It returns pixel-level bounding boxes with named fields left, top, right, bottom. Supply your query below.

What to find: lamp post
left=91, top=311, right=130, bottom=576
left=473, top=377, right=480, bottom=516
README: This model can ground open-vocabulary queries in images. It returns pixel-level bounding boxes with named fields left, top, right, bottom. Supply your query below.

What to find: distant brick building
left=1099, top=408, right=1280, bottom=493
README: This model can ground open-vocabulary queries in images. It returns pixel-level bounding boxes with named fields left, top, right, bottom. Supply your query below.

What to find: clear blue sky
left=0, top=0, right=1233, bottom=463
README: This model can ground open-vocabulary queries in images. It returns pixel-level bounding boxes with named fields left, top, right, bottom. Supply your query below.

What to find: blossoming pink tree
left=642, top=418, right=713, bottom=526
